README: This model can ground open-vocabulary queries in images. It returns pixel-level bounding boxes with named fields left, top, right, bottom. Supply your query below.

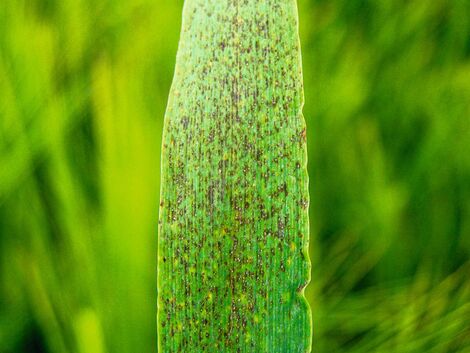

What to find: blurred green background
left=1, top=0, right=469, bottom=352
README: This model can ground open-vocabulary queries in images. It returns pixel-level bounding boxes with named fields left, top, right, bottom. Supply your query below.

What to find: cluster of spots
left=158, top=0, right=310, bottom=352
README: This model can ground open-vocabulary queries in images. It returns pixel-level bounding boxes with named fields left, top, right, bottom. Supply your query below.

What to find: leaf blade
left=158, top=1, right=311, bottom=351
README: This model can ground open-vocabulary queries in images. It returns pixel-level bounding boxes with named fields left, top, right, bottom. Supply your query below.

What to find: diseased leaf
left=157, top=1, right=311, bottom=352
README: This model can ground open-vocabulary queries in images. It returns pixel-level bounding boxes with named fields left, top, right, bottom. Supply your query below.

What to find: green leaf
left=157, top=1, right=311, bottom=352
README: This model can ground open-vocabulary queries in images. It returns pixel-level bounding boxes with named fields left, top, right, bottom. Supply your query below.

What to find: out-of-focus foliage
left=300, top=0, right=470, bottom=351
left=0, top=0, right=468, bottom=352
